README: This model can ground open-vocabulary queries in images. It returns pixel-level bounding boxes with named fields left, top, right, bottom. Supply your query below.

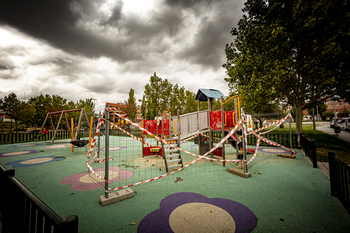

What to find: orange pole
left=71, top=118, right=74, bottom=152
left=89, top=117, right=93, bottom=148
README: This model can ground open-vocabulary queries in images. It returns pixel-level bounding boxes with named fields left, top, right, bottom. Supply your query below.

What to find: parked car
left=340, top=117, right=350, bottom=131
left=330, top=118, right=343, bottom=128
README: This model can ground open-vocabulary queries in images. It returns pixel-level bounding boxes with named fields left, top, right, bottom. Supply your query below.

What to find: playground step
left=167, top=159, right=182, bottom=164
left=162, top=140, right=183, bottom=173
left=168, top=164, right=182, bottom=170
left=164, top=148, right=179, bottom=153
left=164, top=137, right=178, bottom=142
left=165, top=154, right=181, bottom=159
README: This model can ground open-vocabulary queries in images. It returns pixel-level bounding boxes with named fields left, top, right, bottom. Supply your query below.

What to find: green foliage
left=322, top=111, right=335, bottom=120
left=336, top=110, right=350, bottom=118
left=127, top=89, right=137, bottom=120
left=223, top=0, right=350, bottom=134
left=18, top=101, right=36, bottom=128
left=141, top=72, right=198, bottom=119
left=0, top=93, right=21, bottom=132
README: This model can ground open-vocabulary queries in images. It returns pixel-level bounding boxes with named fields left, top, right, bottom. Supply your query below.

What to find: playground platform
left=1, top=138, right=350, bottom=232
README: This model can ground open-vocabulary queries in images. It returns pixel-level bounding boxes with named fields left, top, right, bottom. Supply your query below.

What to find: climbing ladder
left=162, top=138, right=183, bottom=173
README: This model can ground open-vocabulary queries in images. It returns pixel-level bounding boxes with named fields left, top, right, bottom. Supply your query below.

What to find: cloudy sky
left=0, top=0, right=245, bottom=107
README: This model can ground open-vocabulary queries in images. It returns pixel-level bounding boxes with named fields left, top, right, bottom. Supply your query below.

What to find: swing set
left=38, top=108, right=90, bottom=147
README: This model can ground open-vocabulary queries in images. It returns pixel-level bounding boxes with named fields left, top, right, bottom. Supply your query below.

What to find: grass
left=261, top=123, right=350, bottom=164
left=302, top=124, right=350, bottom=164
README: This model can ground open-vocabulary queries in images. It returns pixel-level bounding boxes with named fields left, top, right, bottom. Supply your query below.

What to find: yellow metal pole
left=89, top=116, right=93, bottom=148
left=71, top=118, right=74, bottom=152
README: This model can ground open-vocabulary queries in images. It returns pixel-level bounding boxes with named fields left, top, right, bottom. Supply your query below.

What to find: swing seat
left=70, top=139, right=89, bottom=147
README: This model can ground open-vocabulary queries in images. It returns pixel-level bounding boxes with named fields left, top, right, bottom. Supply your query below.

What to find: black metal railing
left=0, top=164, right=78, bottom=233
left=246, top=133, right=299, bottom=148
left=300, top=134, right=317, bottom=168
left=329, top=151, right=350, bottom=214
left=211, top=131, right=299, bottom=149
left=0, top=130, right=92, bottom=144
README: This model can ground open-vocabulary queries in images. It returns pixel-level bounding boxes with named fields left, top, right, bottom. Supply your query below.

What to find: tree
left=141, top=73, right=173, bottom=119
left=18, top=101, right=36, bottom=128
left=126, top=89, right=137, bottom=120
left=184, top=90, right=197, bottom=113
left=28, top=94, right=55, bottom=127
left=322, top=111, right=335, bottom=120
left=0, top=93, right=21, bottom=132
left=223, top=0, right=350, bottom=134
left=337, top=110, right=350, bottom=118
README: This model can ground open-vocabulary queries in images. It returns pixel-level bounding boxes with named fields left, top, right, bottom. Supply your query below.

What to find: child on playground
left=41, top=128, right=48, bottom=136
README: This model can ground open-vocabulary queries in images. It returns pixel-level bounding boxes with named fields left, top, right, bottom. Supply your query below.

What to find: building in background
left=325, top=98, right=350, bottom=114
left=0, top=109, right=13, bottom=122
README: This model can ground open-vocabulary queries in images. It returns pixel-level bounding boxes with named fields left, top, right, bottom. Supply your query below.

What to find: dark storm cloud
left=0, top=0, right=132, bottom=61
left=0, top=63, right=8, bottom=70
left=100, top=1, right=124, bottom=27
left=164, top=0, right=221, bottom=9
left=0, top=0, right=245, bottom=73
left=171, top=0, right=244, bottom=70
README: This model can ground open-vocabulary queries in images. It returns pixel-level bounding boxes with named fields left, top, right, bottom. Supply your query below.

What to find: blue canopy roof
left=195, top=89, right=225, bottom=101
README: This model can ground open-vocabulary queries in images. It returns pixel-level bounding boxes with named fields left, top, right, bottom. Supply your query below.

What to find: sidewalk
left=315, top=121, right=350, bottom=180
left=316, top=121, right=350, bottom=142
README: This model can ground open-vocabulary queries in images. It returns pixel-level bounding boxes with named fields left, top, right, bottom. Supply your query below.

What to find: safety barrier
left=300, top=134, right=317, bottom=168
left=329, top=151, right=350, bottom=214
left=0, top=130, right=91, bottom=144
left=0, top=164, right=78, bottom=233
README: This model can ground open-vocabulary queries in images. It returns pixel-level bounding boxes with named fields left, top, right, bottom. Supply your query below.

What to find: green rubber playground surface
left=1, top=138, right=349, bottom=232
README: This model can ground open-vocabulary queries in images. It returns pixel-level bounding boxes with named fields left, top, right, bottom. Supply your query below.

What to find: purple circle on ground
left=138, top=192, right=257, bottom=233
left=61, top=167, right=134, bottom=191
left=0, top=150, right=38, bottom=157
left=258, top=147, right=290, bottom=154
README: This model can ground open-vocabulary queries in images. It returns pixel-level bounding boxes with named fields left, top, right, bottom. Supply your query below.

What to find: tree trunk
left=295, top=105, right=303, bottom=135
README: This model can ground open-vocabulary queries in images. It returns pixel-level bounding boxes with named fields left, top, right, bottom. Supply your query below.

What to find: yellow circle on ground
left=169, top=203, right=236, bottom=233
left=3, top=151, right=30, bottom=156
left=50, top=145, right=70, bottom=148
left=20, top=158, right=53, bottom=164
left=262, top=148, right=285, bottom=153
left=79, top=171, right=118, bottom=183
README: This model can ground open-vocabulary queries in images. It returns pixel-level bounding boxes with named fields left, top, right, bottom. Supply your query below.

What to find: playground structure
left=39, top=108, right=90, bottom=146
left=85, top=89, right=296, bottom=202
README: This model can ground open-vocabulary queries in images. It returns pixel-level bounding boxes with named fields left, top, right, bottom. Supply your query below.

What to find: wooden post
left=52, top=112, right=64, bottom=145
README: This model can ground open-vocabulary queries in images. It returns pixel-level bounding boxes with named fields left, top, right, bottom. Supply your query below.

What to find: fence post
left=60, top=215, right=79, bottom=233
left=311, top=140, right=317, bottom=168
left=328, top=151, right=336, bottom=196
